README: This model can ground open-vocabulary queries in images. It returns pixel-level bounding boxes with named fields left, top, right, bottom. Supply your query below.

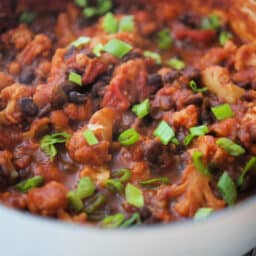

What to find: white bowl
left=1, top=197, right=255, bottom=256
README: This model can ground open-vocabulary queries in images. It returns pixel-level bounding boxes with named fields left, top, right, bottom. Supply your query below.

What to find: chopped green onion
left=219, top=31, right=232, bottom=46
left=140, top=177, right=170, bottom=187
left=119, top=16, right=135, bottom=32
left=102, top=12, right=118, bottom=34
left=20, top=11, right=37, bottom=24
left=121, top=213, right=141, bottom=227
left=184, top=125, right=209, bottom=146
left=201, top=14, right=220, bottom=30
left=76, top=177, right=95, bottom=199
left=216, top=138, right=245, bottom=156
left=238, top=157, right=256, bottom=187
left=217, top=171, right=237, bottom=206
left=112, top=169, right=131, bottom=182
left=40, top=132, right=71, bottom=160
left=192, top=151, right=210, bottom=176
left=74, top=0, right=87, bottom=8
left=68, top=72, right=82, bottom=86
left=194, top=208, right=214, bottom=220
left=132, top=99, right=150, bottom=119
left=83, top=7, right=98, bottom=18
left=15, top=176, right=44, bottom=193
left=93, top=43, right=104, bottom=57
left=70, top=36, right=91, bottom=48
left=156, top=28, right=173, bottom=50
left=105, top=179, right=123, bottom=192
left=211, top=104, right=234, bottom=121
left=167, top=58, right=185, bottom=70
left=125, top=183, right=144, bottom=208
left=83, top=130, right=99, bottom=146
left=85, top=193, right=106, bottom=214
left=103, top=39, right=132, bottom=58
left=118, top=128, right=140, bottom=146
left=67, top=191, right=84, bottom=213
left=153, top=121, right=176, bottom=145
left=101, top=213, right=125, bottom=228
left=189, top=80, right=208, bottom=93
left=144, top=51, right=162, bottom=65
left=97, top=0, right=113, bottom=15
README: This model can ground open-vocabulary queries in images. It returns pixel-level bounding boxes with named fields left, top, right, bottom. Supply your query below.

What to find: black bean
left=147, top=73, right=163, bottom=86
left=123, top=51, right=143, bottom=61
left=183, top=94, right=203, bottom=106
left=159, top=95, right=175, bottom=110
left=139, top=206, right=152, bottom=221
left=19, top=97, right=38, bottom=117
left=163, top=71, right=181, bottom=83
left=179, top=12, right=200, bottom=28
left=92, top=81, right=106, bottom=97
left=19, top=67, right=35, bottom=84
left=181, top=66, right=200, bottom=81
left=37, top=103, right=51, bottom=117
left=51, top=85, right=67, bottom=108
left=143, top=139, right=163, bottom=164
left=68, top=91, right=87, bottom=104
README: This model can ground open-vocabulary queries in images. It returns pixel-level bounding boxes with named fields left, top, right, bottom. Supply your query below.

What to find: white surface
left=1, top=198, right=256, bottom=256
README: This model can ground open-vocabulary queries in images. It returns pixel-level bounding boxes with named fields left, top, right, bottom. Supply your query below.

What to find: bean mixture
left=0, top=0, right=256, bottom=228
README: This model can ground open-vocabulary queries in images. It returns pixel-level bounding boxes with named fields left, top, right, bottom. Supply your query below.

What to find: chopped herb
left=121, top=213, right=141, bottom=227
left=76, top=177, right=95, bottom=199
left=132, top=99, right=150, bottom=119
left=20, top=11, right=37, bottom=24
left=101, top=213, right=125, bottom=228
left=184, top=125, right=209, bottom=146
left=103, top=39, right=132, bottom=58
left=83, top=7, right=98, bottom=18
left=216, top=138, right=245, bottom=156
left=93, top=43, right=104, bottom=57
left=112, top=169, right=131, bottom=182
left=201, top=14, right=220, bottom=30
left=68, top=72, right=82, bottom=86
left=67, top=191, right=84, bottom=213
left=192, top=151, right=210, bottom=176
left=105, top=179, right=123, bottom=192
left=85, top=193, right=106, bottom=214
left=153, top=121, right=177, bottom=145
left=144, top=51, right=162, bottom=65
left=156, top=28, right=173, bottom=50
left=211, top=104, right=234, bottom=121
left=237, top=157, right=256, bottom=187
left=194, top=208, right=214, bottom=220
left=189, top=80, right=208, bottom=93
left=83, top=130, right=99, bottom=146
left=167, top=58, right=185, bottom=70
left=70, top=36, right=91, bottom=48
left=74, top=0, right=87, bottom=8
left=125, top=183, right=144, bottom=208
left=118, top=128, right=140, bottom=146
left=97, top=0, right=113, bottom=15
left=119, top=16, right=135, bottom=32
left=15, top=176, right=44, bottom=193
left=102, top=12, right=118, bottom=34
left=219, top=31, right=232, bottom=46
left=140, top=177, right=170, bottom=187
left=217, top=171, right=237, bottom=206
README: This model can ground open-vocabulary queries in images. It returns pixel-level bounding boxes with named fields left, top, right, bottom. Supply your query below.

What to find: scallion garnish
left=102, top=12, right=118, bottom=34
left=118, top=128, right=140, bottom=146
left=101, top=213, right=125, bottom=228
left=103, top=39, right=132, bottom=58
left=201, top=14, right=220, bottom=30
left=15, top=176, right=44, bottom=193
left=93, top=43, right=104, bottom=57
left=83, top=7, right=97, bottom=18
left=216, top=138, right=245, bottom=156
left=68, top=72, right=82, bottom=86
left=70, top=36, right=91, bottom=48
left=144, top=51, right=162, bottom=65
left=120, top=213, right=141, bottom=227
left=219, top=31, right=232, bottom=46
left=184, top=125, right=209, bottom=146
left=156, top=28, right=173, bottom=50
left=192, top=151, right=210, bottom=176
left=153, top=121, right=178, bottom=145
left=194, top=208, right=214, bottom=220
left=211, top=104, right=234, bottom=120
left=20, top=11, right=37, bottom=24
left=74, top=0, right=87, bottom=8
left=217, top=171, right=237, bottom=206
left=112, top=168, right=131, bottom=182
left=67, top=191, right=84, bottom=213
left=97, top=0, right=113, bottom=15
left=85, top=193, right=106, bottom=214
left=83, top=130, right=99, bottom=146
left=125, top=183, right=144, bottom=208
left=40, top=132, right=71, bottom=160
left=76, top=177, right=95, bottom=199
left=105, top=179, right=123, bottom=192
left=237, top=157, right=256, bottom=187
left=167, top=58, right=185, bottom=70
left=140, top=177, right=170, bottom=187
left=82, top=0, right=112, bottom=18
left=119, top=16, right=135, bottom=32
left=132, top=99, right=150, bottom=119
left=189, top=80, right=208, bottom=93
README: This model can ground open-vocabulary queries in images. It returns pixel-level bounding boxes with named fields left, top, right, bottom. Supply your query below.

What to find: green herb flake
left=15, top=176, right=44, bottom=193
left=125, top=183, right=144, bottom=208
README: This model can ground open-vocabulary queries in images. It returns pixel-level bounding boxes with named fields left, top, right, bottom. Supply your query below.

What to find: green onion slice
left=118, top=128, right=140, bottom=146
left=68, top=72, right=82, bottom=86
left=97, top=0, right=113, bottom=15
left=189, top=80, right=208, bottom=93
left=67, top=191, right=84, bottom=213
left=83, top=7, right=98, bottom=18
left=125, top=183, right=144, bottom=208
left=70, top=36, right=91, bottom=48
left=156, top=28, right=173, bottom=50
left=201, top=14, right=220, bottom=30
left=74, top=0, right=87, bottom=8
left=83, top=130, right=99, bottom=146
left=237, top=157, right=256, bottom=187
left=20, top=11, right=37, bottom=24
left=167, top=58, right=185, bottom=70
left=103, top=39, right=132, bottom=58
left=132, top=99, right=150, bottom=119
left=105, top=179, right=123, bottom=192
left=76, top=177, right=95, bottom=199
left=216, top=138, right=245, bottom=156
left=140, top=177, right=170, bottom=187
left=219, top=31, right=232, bottom=46
left=85, top=193, right=106, bottom=214
left=101, top=213, right=125, bottom=228
left=192, top=151, right=210, bottom=176
left=143, top=51, right=162, bottom=65
left=119, top=16, right=135, bottom=32
left=15, top=176, right=44, bottom=193
left=194, top=208, right=214, bottom=220
left=184, top=125, right=209, bottom=146
left=102, top=12, right=118, bottom=34
left=93, top=43, right=104, bottom=57
left=121, top=213, right=141, bottom=227
left=217, top=171, right=237, bottom=206
left=153, top=121, right=177, bottom=145
left=112, top=168, right=131, bottom=182
left=211, top=104, right=234, bottom=121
